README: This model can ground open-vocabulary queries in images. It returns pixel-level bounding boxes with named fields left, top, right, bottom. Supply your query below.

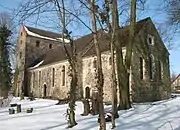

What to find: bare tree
left=102, top=0, right=118, bottom=128
left=53, top=0, right=78, bottom=127
left=89, top=0, right=106, bottom=129
left=15, top=0, right=87, bottom=127
left=167, top=0, right=180, bottom=28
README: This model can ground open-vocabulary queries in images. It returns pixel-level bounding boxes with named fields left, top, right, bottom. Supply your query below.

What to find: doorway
left=85, top=87, right=90, bottom=99
left=43, top=84, right=47, bottom=98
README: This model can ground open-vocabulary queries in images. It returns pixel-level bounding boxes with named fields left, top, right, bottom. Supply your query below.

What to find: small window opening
left=147, top=35, right=154, bottom=45
left=36, top=40, right=40, bottom=47
left=49, top=44, right=52, bottom=49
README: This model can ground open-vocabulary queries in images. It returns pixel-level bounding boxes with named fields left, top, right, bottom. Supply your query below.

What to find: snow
left=24, top=26, right=70, bottom=43
left=29, top=60, right=44, bottom=69
left=1, top=96, right=180, bottom=130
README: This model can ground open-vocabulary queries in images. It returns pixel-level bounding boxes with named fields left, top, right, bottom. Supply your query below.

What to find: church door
left=43, top=84, right=47, bottom=98
left=85, top=87, right=90, bottom=99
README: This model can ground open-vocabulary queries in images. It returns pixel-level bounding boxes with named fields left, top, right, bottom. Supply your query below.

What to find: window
left=147, top=34, right=154, bottom=45
left=36, top=40, right=40, bottom=47
left=52, top=68, right=55, bottom=87
left=62, top=66, right=65, bottom=86
left=109, top=57, right=112, bottom=66
left=140, top=57, right=143, bottom=79
left=21, top=32, right=23, bottom=36
left=158, top=60, right=162, bottom=80
left=93, top=59, right=97, bottom=68
left=149, top=55, right=154, bottom=80
left=39, top=71, right=41, bottom=87
left=32, top=72, right=35, bottom=88
left=20, top=40, right=22, bottom=45
left=19, top=52, right=22, bottom=59
left=49, top=44, right=52, bottom=49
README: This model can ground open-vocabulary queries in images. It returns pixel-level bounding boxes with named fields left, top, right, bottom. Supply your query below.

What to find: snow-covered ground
left=0, top=96, right=180, bottom=130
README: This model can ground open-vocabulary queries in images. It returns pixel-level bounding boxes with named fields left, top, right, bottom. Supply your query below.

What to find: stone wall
left=82, top=52, right=112, bottom=102
left=131, top=20, right=171, bottom=102
left=24, top=20, right=171, bottom=103
left=16, top=26, right=61, bottom=96
left=15, top=27, right=27, bottom=96
left=28, top=61, right=70, bottom=99
left=25, top=36, right=60, bottom=68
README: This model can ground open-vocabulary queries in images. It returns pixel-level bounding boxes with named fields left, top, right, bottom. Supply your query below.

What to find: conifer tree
left=0, top=25, right=12, bottom=98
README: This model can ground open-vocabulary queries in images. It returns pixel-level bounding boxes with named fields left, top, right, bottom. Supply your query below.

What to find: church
left=14, top=17, right=171, bottom=103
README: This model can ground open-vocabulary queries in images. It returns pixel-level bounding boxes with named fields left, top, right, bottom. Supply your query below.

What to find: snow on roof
left=24, top=26, right=70, bottom=43
left=29, top=60, right=44, bottom=69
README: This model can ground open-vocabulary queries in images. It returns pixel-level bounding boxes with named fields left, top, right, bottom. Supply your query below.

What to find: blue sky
left=0, top=0, right=179, bottom=75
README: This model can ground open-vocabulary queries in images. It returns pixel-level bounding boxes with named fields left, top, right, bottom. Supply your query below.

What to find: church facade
left=15, top=17, right=171, bottom=103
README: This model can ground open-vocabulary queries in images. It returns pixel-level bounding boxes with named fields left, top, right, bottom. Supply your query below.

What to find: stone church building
left=15, top=17, right=171, bottom=102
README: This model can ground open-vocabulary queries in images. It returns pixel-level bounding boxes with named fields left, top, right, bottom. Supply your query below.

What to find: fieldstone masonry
left=15, top=17, right=171, bottom=103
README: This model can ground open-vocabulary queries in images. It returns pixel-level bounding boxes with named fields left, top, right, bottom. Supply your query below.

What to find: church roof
left=172, top=74, right=180, bottom=84
left=29, top=17, right=150, bottom=69
left=25, top=26, right=62, bottom=39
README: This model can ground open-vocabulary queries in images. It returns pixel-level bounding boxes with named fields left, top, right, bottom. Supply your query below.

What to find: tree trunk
left=89, top=0, right=106, bottom=129
left=111, top=0, right=129, bottom=110
left=54, top=0, right=78, bottom=127
left=119, top=0, right=136, bottom=109
left=110, top=20, right=118, bottom=129
left=68, top=67, right=77, bottom=127
left=81, top=99, right=90, bottom=116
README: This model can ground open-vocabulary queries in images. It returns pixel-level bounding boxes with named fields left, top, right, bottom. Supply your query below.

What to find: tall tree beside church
left=122, top=0, right=136, bottom=109
left=102, top=0, right=118, bottom=128
left=0, top=24, right=12, bottom=98
left=54, top=0, right=77, bottom=127
left=89, top=0, right=106, bottom=129
left=111, top=0, right=136, bottom=110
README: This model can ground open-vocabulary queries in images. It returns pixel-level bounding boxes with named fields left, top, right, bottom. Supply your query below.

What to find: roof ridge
left=172, top=74, right=180, bottom=84
left=24, top=25, right=62, bottom=36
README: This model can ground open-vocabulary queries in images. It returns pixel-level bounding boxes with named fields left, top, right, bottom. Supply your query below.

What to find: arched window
left=62, top=66, right=65, bottom=86
left=52, top=68, right=55, bottom=87
left=140, top=57, right=143, bottom=79
left=109, top=57, right=112, bottom=66
left=149, top=55, right=154, bottom=80
left=32, top=72, right=35, bottom=88
left=93, top=59, right=97, bottom=68
left=85, top=87, right=90, bottom=99
left=39, top=71, right=41, bottom=87
left=158, top=60, right=162, bottom=80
